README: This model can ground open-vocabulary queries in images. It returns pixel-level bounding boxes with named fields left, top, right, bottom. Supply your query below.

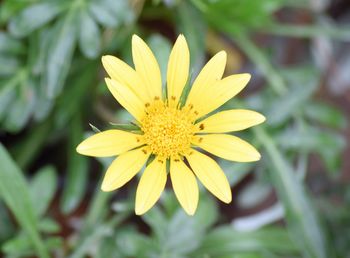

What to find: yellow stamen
left=141, top=100, right=196, bottom=159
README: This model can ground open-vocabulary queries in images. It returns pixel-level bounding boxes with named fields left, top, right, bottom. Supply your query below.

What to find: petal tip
left=185, top=209, right=196, bottom=216
left=100, top=184, right=111, bottom=192
left=221, top=191, right=232, bottom=204
left=76, top=142, right=85, bottom=154
left=242, top=73, right=251, bottom=81
left=101, top=55, right=112, bottom=64
left=258, top=114, right=266, bottom=124
left=132, top=34, right=142, bottom=44
left=252, top=151, right=261, bottom=161
left=101, top=177, right=114, bottom=192
left=135, top=206, right=146, bottom=216
left=217, top=50, right=227, bottom=60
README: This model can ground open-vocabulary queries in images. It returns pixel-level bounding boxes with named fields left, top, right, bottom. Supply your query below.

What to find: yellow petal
left=167, top=35, right=190, bottom=107
left=193, top=134, right=260, bottom=162
left=76, top=130, right=143, bottom=157
left=132, top=34, right=162, bottom=100
left=186, top=51, right=226, bottom=108
left=195, top=109, right=265, bottom=133
left=186, top=149, right=231, bottom=203
left=170, top=158, right=198, bottom=215
left=135, top=158, right=167, bottom=215
left=195, top=73, right=251, bottom=118
left=101, top=148, right=150, bottom=191
left=102, top=55, right=151, bottom=103
left=105, top=78, right=145, bottom=121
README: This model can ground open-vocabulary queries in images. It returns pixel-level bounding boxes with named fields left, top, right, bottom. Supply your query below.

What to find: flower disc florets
left=141, top=100, right=195, bottom=159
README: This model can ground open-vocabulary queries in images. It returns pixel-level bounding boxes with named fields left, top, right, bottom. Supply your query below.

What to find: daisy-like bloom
left=77, top=34, right=265, bottom=216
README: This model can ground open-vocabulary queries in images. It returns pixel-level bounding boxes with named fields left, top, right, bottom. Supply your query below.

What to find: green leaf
left=60, top=115, right=88, bottom=214
left=54, top=62, right=97, bottom=129
left=0, top=56, right=21, bottom=76
left=0, top=32, right=25, bottom=54
left=254, top=127, right=331, bottom=258
left=78, top=10, right=101, bottom=59
left=43, top=11, right=78, bottom=98
left=0, top=202, right=15, bottom=242
left=0, top=70, right=25, bottom=120
left=29, top=166, right=57, bottom=217
left=3, top=233, right=63, bottom=256
left=88, top=0, right=134, bottom=28
left=38, top=218, right=61, bottom=234
left=115, top=227, right=156, bottom=257
left=266, top=78, right=317, bottom=126
left=305, top=101, right=347, bottom=129
left=2, top=233, right=33, bottom=257
left=69, top=213, right=128, bottom=258
left=0, top=144, right=49, bottom=258
left=8, top=2, right=65, bottom=37
left=88, top=2, right=118, bottom=27
left=109, top=122, right=141, bottom=132
left=219, top=160, right=253, bottom=186
left=194, top=226, right=298, bottom=257
left=0, top=0, right=32, bottom=24
left=33, top=84, right=55, bottom=122
left=263, top=23, right=350, bottom=41
left=277, top=126, right=345, bottom=174
left=3, top=79, right=36, bottom=133
left=142, top=206, right=168, bottom=240
left=164, top=210, right=201, bottom=255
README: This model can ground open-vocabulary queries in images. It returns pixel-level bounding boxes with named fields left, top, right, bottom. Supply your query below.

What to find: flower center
left=141, top=100, right=195, bottom=159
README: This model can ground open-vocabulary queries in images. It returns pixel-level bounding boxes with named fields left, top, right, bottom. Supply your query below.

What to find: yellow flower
left=76, top=34, right=265, bottom=216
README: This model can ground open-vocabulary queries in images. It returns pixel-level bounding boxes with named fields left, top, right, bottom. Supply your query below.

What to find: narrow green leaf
left=194, top=226, right=298, bottom=257
left=54, top=62, right=97, bottom=129
left=0, top=56, right=21, bottom=76
left=165, top=210, right=201, bottom=255
left=109, top=122, right=140, bottom=131
left=3, top=79, right=36, bottom=133
left=254, top=127, right=330, bottom=258
left=266, top=84, right=316, bottom=126
left=0, top=0, right=31, bottom=24
left=0, top=144, right=49, bottom=258
left=263, top=23, right=350, bottom=41
left=88, top=2, right=118, bottom=27
left=38, top=218, right=61, bottom=234
left=0, top=202, right=15, bottom=242
left=114, top=228, right=155, bottom=257
left=43, top=11, right=78, bottom=98
left=219, top=160, right=253, bottom=186
left=78, top=10, right=101, bottom=59
left=0, top=32, right=25, bottom=54
left=2, top=233, right=32, bottom=257
left=61, top=115, right=88, bottom=214
left=0, top=69, right=26, bottom=120
left=8, top=2, right=65, bottom=37
left=88, top=0, right=134, bottom=28
left=305, top=101, right=347, bottom=129
left=29, top=166, right=57, bottom=217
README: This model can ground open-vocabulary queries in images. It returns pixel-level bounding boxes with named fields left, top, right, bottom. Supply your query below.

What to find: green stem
left=263, top=23, right=350, bottom=41
left=234, top=33, right=287, bottom=95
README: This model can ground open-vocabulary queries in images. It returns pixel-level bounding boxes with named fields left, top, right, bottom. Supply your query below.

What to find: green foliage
left=0, top=0, right=349, bottom=257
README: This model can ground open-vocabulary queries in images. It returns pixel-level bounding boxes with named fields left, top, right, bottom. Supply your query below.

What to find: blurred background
left=0, top=0, right=349, bottom=257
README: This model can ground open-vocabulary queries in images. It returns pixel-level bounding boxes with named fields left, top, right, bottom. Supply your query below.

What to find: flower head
left=76, top=34, right=265, bottom=215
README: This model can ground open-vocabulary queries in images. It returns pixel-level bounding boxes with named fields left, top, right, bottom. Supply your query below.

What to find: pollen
left=141, top=100, right=196, bottom=159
